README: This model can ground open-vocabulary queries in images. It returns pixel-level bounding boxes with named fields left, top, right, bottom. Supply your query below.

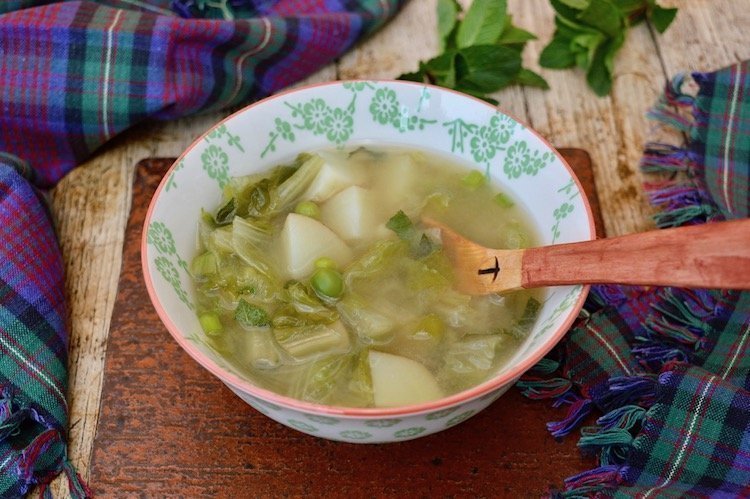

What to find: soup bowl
left=142, top=80, right=595, bottom=443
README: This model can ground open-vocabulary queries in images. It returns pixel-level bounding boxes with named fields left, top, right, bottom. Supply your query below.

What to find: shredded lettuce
left=444, top=334, right=504, bottom=374
left=274, top=321, right=350, bottom=362
left=240, top=327, right=281, bottom=369
left=273, top=154, right=324, bottom=214
left=337, top=294, right=394, bottom=343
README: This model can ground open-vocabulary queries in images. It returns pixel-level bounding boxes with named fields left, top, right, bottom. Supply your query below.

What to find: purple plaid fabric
left=0, top=0, right=402, bottom=495
left=0, top=0, right=401, bottom=187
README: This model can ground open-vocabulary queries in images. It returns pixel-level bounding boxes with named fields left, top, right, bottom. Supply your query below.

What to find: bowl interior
left=143, top=80, right=594, bottom=415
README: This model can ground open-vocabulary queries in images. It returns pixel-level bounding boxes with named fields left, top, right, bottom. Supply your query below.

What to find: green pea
left=199, top=312, right=223, bottom=336
left=294, top=200, right=321, bottom=219
left=314, top=257, right=338, bottom=270
left=311, top=268, right=344, bottom=299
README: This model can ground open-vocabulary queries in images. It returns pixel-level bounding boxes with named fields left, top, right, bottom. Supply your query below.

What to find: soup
left=190, top=148, right=541, bottom=408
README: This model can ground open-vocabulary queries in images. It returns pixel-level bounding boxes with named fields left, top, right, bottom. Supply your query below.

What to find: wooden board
left=89, top=149, right=600, bottom=496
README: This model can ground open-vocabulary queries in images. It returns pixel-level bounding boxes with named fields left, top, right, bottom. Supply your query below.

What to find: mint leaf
left=235, top=299, right=270, bottom=328
left=585, top=35, right=622, bottom=96
left=539, top=36, right=577, bottom=68
left=397, top=0, right=544, bottom=99
left=398, top=70, right=425, bottom=82
left=514, top=68, right=550, bottom=89
left=456, top=45, right=522, bottom=93
left=551, top=0, right=585, bottom=19
left=456, top=0, right=507, bottom=48
left=422, top=51, right=458, bottom=88
left=612, top=0, right=645, bottom=16
left=454, top=87, right=500, bottom=105
left=437, top=0, right=461, bottom=51
left=386, top=210, right=416, bottom=241
left=577, top=0, right=623, bottom=37
left=497, top=16, right=537, bottom=46
left=558, top=0, right=589, bottom=8
left=650, top=5, right=678, bottom=33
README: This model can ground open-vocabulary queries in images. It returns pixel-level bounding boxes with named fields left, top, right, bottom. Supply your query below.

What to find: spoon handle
left=521, top=218, right=750, bottom=290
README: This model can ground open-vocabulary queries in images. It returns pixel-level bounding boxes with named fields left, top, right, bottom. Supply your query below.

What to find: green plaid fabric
left=694, top=65, right=750, bottom=219
left=519, top=61, right=750, bottom=497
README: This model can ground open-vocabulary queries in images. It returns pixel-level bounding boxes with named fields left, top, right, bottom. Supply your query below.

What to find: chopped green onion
left=311, top=268, right=344, bottom=299
left=199, top=312, right=223, bottom=336
left=294, top=200, right=321, bottom=219
left=462, top=170, right=486, bottom=190
left=494, top=192, right=515, bottom=208
left=314, top=257, right=337, bottom=270
left=235, top=299, right=270, bottom=328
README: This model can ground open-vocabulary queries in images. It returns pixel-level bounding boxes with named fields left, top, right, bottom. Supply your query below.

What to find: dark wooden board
left=90, top=149, right=601, bottom=497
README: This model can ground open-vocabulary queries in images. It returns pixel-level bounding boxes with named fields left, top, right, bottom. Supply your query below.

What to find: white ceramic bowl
left=143, top=80, right=595, bottom=443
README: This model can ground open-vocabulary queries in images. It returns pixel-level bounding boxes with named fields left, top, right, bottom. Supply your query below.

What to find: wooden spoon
left=423, top=217, right=750, bottom=295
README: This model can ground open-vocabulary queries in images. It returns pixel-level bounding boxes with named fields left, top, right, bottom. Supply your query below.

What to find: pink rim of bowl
left=142, top=79, right=596, bottom=418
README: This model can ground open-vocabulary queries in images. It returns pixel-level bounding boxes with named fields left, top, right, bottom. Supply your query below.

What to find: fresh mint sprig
left=401, top=0, right=678, bottom=99
left=540, top=0, right=678, bottom=96
left=399, top=0, right=548, bottom=105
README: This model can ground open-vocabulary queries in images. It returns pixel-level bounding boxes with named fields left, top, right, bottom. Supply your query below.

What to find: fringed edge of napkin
left=0, top=385, right=92, bottom=498
left=515, top=72, right=733, bottom=498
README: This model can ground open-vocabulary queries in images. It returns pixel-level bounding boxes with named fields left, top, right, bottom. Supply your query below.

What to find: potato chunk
left=303, top=153, right=367, bottom=203
left=368, top=350, right=443, bottom=407
left=320, top=186, right=387, bottom=243
left=279, top=213, right=353, bottom=279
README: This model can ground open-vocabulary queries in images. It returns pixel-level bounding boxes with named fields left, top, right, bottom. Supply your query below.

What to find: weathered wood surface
left=48, top=0, right=750, bottom=495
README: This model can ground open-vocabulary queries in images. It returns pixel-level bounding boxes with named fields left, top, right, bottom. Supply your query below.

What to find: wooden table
left=47, top=0, right=749, bottom=495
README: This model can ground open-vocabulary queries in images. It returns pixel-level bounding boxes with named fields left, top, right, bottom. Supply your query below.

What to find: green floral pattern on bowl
left=144, top=80, right=594, bottom=444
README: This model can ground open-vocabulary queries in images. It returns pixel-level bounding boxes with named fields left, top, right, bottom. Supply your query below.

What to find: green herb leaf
left=397, top=0, right=544, bottom=99
left=542, top=0, right=677, bottom=96
left=539, top=36, right=577, bottom=69
left=456, top=0, right=507, bottom=48
left=455, top=45, right=522, bottom=93
left=454, top=88, right=500, bottom=105
left=577, top=0, right=623, bottom=37
left=551, top=0, right=586, bottom=19
left=650, top=4, right=678, bottom=33
left=514, top=68, right=550, bottom=89
left=497, top=18, right=538, bottom=46
left=612, top=0, right=645, bottom=16
left=235, top=299, right=270, bottom=328
left=585, top=37, right=622, bottom=97
left=437, top=0, right=461, bottom=51
left=422, top=51, right=458, bottom=88
left=398, top=70, right=425, bottom=82
left=386, top=210, right=416, bottom=241
left=558, top=0, right=589, bottom=8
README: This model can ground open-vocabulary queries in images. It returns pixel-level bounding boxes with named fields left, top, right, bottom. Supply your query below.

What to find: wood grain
left=522, top=219, right=750, bottom=290
left=46, top=1, right=749, bottom=496
left=89, top=150, right=600, bottom=497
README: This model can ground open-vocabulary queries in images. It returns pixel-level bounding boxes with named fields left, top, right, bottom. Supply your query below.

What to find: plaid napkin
left=0, top=0, right=401, bottom=496
left=518, top=61, right=750, bottom=497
